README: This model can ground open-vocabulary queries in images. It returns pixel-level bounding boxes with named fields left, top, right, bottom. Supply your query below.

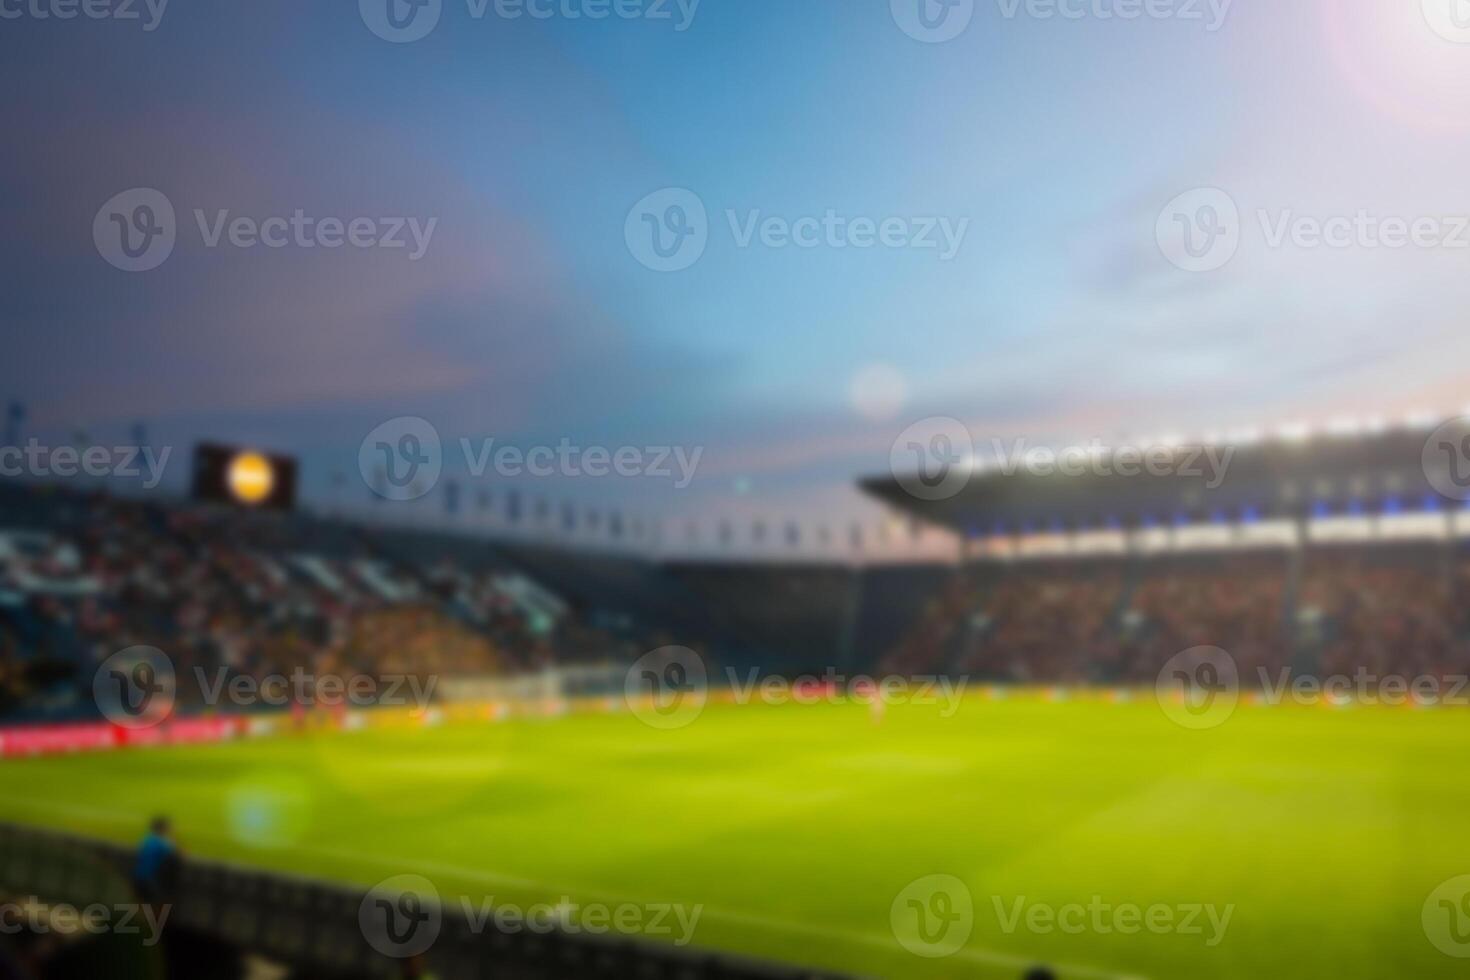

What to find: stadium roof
left=861, top=423, right=1465, bottom=535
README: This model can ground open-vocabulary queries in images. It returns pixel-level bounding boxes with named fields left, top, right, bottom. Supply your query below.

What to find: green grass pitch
left=1, top=694, right=1468, bottom=979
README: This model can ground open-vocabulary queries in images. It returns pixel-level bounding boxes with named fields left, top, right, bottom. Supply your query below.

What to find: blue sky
left=5, top=0, right=1470, bottom=540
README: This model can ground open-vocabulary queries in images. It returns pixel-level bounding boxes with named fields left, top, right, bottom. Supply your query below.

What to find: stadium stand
left=7, top=475, right=1470, bottom=716
left=879, top=544, right=1470, bottom=684
left=0, top=821, right=852, bottom=980
left=0, top=482, right=947, bottom=718
left=1299, top=543, right=1468, bottom=680
left=0, top=483, right=671, bottom=722
left=863, top=424, right=1470, bottom=685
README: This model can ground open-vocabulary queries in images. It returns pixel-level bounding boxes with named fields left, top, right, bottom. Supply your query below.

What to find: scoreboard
left=191, top=443, right=298, bottom=510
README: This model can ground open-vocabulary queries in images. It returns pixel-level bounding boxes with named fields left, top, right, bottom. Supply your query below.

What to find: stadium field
left=1, top=694, right=1467, bottom=979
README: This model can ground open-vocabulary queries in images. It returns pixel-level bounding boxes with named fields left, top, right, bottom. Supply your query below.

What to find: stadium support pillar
left=1439, top=513, right=1454, bottom=587
left=837, top=567, right=862, bottom=672
left=1294, top=515, right=1307, bottom=548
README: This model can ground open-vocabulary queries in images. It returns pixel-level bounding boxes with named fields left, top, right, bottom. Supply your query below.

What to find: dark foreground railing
left=0, top=822, right=856, bottom=980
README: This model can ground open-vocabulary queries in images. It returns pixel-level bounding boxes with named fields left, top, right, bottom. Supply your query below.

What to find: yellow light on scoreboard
left=227, top=451, right=275, bottom=506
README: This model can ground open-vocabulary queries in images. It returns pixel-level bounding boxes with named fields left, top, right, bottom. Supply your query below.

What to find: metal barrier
left=0, top=822, right=855, bottom=980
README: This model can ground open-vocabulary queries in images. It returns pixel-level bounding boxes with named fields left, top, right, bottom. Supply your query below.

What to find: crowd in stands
left=1300, top=551, right=1470, bottom=681
left=962, top=566, right=1125, bottom=682
left=0, top=623, right=29, bottom=714
left=877, top=572, right=975, bottom=678
left=1117, top=556, right=1288, bottom=679
left=0, top=484, right=639, bottom=721
left=6, top=480, right=1470, bottom=716
left=886, top=547, right=1470, bottom=685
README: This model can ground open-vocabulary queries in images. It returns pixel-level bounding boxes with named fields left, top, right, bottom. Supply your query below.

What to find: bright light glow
left=848, top=364, right=908, bottom=422
left=1276, top=422, right=1313, bottom=443
left=1324, top=0, right=1470, bottom=132
left=1405, top=409, right=1438, bottom=428
left=227, top=451, right=275, bottom=506
left=1227, top=426, right=1262, bottom=445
